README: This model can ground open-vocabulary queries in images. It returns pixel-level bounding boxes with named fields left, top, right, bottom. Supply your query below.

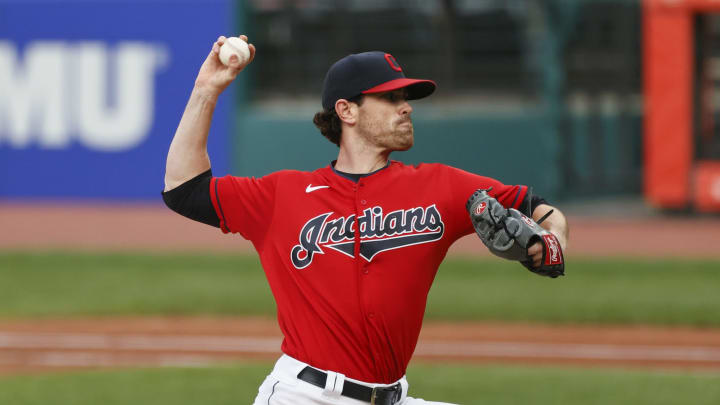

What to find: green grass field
left=1, top=251, right=719, bottom=325
left=0, top=362, right=718, bottom=405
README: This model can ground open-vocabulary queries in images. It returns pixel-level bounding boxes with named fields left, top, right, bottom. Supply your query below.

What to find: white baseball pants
left=252, top=354, right=458, bottom=405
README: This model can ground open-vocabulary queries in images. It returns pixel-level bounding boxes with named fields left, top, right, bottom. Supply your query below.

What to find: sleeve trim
left=210, top=177, right=230, bottom=234
left=510, top=186, right=528, bottom=210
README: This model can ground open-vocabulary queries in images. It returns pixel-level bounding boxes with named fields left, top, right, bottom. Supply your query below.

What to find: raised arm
left=164, top=35, right=255, bottom=191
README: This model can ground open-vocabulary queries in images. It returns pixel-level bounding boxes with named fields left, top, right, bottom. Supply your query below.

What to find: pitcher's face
left=356, top=89, right=414, bottom=151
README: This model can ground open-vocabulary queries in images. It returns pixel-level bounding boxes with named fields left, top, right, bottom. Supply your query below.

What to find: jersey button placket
left=356, top=180, right=373, bottom=323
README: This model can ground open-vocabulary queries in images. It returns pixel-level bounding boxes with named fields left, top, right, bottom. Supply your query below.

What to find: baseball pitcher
left=163, top=35, right=569, bottom=405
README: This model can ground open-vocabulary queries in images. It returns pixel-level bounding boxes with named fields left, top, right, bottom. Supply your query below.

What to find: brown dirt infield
left=1, top=317, right=720, bottom=375
left=1, top=202, right=719, bottom=257
left=1, top=203, right=719, bottom=375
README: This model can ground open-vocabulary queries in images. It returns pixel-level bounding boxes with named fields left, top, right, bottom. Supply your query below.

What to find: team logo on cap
left=384, top=53, right=402, bottom=72
left=474, top=202, right=487, bottom=216
left=291, top=205, right=444, bottom=269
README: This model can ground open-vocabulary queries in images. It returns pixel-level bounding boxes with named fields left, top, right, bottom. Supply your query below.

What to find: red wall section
left=644, top=0, right=720, bottom=210
left=693, top=162, right=720, bottom=211
left=644, top=3, right=693, bottom=208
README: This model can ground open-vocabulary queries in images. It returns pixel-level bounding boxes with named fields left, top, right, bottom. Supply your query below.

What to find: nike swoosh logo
left=305, top=184, right=330, bottom=193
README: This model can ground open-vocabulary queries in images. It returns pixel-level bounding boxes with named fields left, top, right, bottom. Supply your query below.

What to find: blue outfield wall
left=0, top=0, right=233, bottom=200
left=234, top=109, right=561, bottom=201
left=0, top=0, right=563, bottom=202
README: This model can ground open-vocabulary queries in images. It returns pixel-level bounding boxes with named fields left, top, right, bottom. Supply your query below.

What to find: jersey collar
left=329, top=160, right=391, bottom=183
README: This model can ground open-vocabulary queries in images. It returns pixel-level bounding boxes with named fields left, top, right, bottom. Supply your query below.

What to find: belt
left=297, top=366, right=402, bottom=405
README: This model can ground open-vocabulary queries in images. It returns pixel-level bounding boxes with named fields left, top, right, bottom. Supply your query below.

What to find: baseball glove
left=466, top=188, right=565, bottom=278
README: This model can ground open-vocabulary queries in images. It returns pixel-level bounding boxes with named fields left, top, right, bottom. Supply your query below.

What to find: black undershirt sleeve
left=530, top=195, right=549, bottom=215
left=162, top=169, right=220, bottom=228
left=519, top=189, right=549, bottom=217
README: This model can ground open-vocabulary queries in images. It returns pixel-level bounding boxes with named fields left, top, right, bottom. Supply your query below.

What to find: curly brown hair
left=313, top=95, right=364, bottom=147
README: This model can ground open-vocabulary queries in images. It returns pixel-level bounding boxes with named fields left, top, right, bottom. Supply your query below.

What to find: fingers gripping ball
left=466, top=189, right=565, bottom=278
left=219, top=37, right=250, bottom=66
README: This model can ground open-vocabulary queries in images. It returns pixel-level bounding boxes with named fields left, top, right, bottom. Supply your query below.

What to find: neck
left=335, top=146, right=390, bottom=174
left=334, top=126, right=392, bottom=173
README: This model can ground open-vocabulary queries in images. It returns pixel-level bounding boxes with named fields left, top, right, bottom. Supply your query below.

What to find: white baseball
left=219, top=37, right=250, bottom=66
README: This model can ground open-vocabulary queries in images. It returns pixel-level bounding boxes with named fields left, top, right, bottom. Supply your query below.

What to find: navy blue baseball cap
left=321, top=51, right=436, bottom=110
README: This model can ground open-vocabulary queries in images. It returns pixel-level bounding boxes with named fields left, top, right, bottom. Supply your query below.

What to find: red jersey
left=209, top=161, right=528, bottom=383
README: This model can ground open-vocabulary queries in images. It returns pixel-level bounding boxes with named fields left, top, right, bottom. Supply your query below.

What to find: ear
left=335, top=99, right=357, bottom=125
